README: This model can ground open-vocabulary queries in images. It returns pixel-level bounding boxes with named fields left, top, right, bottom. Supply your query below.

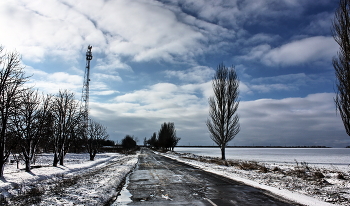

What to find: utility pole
left=82, top=45, right=93, bottom=136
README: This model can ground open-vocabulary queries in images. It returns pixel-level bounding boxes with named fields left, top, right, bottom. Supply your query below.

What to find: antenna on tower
left=82, top=45, right=93, bottom=135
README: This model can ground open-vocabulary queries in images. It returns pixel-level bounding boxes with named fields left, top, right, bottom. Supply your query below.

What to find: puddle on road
left=112, top=172, right=133, bottom=206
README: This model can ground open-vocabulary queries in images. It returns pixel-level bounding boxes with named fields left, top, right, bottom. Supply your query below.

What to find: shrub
left=272, top=166, right=280, bottom=172
left=337, top=172, right=345, bottom=180
left=314, top=171, right=325, bottom=179
left=121, top=135, right=137, bottom=150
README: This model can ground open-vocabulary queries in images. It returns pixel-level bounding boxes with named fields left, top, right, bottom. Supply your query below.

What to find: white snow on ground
left=1, top=150, right=348, bottom=205
left=0, top=153, right=138, bottom=205
left=159, top=151, right=350, bottom=206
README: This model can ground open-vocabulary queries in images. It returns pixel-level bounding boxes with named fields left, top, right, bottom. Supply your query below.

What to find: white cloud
left=165, top=66, right=214, bottom=83
left=24, top=66, right=117, bottom=97
left=93, top=73, right=122, bottom=82
left=114, top=82, right=205, bottom=111
left=68, top=0, right=205, bottom=63
left=241, top=36, right=338, bottom=66
left=0, top=0, right=206, bottom=66
left=24, top=66, right=83, bottom=94
left=91, top=90, right=119, bottom=96
left=0, top=0, right=99, bottom=62
left=241, top=44, right=271, bottom=61
left=263, top=36, right=338, bottom=66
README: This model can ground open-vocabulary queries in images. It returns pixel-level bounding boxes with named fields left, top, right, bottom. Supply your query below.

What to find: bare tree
left=86, top=119, right=109, bottom=161
left=51, top=90, right=81, bottom=166
left=206, top=64, right=240, bottom=160
left=12, top=90, right=52, bottom=172
left=0, top=47, right=28, bottom=177
left=333, top=0, right=350, bottom=136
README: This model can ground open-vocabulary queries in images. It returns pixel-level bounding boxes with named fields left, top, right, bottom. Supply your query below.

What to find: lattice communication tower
left=82, top=45, right=93, bottom=132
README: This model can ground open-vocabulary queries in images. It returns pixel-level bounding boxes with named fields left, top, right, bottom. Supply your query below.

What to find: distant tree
left=158, top=122, right=180, bottom=151
left=121, top=135, right=137, bottom=150
left=147, top=132, right=157, bottom=148
left=206, top=64, right=240, bottom=160
left=86, top=119, right=109, bottom=161
left=68, top=134, right=85, bottom=153
left=99, top=139, right=115, bottom=146
left=51, top=90, right=81, bottom=166
left=37, top=104, right=55, bottom=153
left=12, top=90, right=52, bottom=172
left=333, top=0, right=350, bottom=136
left=170, top=135, right=181, bottom=151
left=0, top=47, right=29, bottom=177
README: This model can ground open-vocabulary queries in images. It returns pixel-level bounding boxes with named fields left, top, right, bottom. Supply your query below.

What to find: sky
left=1, top=0, right=349, bottom=147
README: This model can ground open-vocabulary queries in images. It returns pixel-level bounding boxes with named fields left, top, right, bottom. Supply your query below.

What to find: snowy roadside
left=0, top=153, right=139, bottom=205
left=159, top=151, right=349, bottom=206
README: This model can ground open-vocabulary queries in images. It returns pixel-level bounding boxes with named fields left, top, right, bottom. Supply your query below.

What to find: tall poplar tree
left=333, top=0, right=350, bottom=136
left=206, top=64, right=240, bottom=160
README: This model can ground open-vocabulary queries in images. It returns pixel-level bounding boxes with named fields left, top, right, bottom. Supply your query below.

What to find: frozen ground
left=0, top=150, right=348, bottom=205
left=160, top=151, right=350, bottom=206
left=0, top=153, right=138, bottom=205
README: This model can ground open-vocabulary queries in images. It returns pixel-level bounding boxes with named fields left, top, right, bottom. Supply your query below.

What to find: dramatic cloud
left=0, top=0, right=207, bottom=65
left=91, top=91, right=349, bottom=147
left=1, top=0, right=346, bottom=147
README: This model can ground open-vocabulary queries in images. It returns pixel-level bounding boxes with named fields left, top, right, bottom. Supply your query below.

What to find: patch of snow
left=0, top=153, right=139, bottom=205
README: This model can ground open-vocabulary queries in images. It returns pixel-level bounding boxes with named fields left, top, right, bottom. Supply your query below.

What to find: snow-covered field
left=0, top=153, right=138, bottom=205
left=1, top=150, right=349, bottom=205
left=174, top=148, right=350, bottom=170
left=160, top=151, right=350, bottom=206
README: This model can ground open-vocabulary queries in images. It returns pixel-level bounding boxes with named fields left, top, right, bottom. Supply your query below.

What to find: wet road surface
left=118, top=148, right=299, bottom=206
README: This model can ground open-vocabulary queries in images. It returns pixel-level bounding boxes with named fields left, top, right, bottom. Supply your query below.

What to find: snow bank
left=0, top=153, right=139, bottom=205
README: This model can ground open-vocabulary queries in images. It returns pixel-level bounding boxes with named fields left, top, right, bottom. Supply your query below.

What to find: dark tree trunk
left=221, top=147, right=226, bottom=160
left=90, top=149, right=97, bottom=161
left=59, top=154, right=64, bottom=166
left=90, top=152, right=95, bottom=161
left=53, top=153, right=59, bottom=167
left=25, top=159, right=31, bottom=172
left=0, top=159, right=5, bottom=177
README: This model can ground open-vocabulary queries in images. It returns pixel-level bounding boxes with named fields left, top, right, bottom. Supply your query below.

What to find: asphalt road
left=116, top=148, right=299, bottom=206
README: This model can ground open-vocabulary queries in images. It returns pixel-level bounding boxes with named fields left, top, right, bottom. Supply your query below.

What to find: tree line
left=0, top=46, right=110, bottom=177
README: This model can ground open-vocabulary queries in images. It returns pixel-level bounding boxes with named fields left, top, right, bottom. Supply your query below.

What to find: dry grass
left=181, top=154, right=337, bottom=183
